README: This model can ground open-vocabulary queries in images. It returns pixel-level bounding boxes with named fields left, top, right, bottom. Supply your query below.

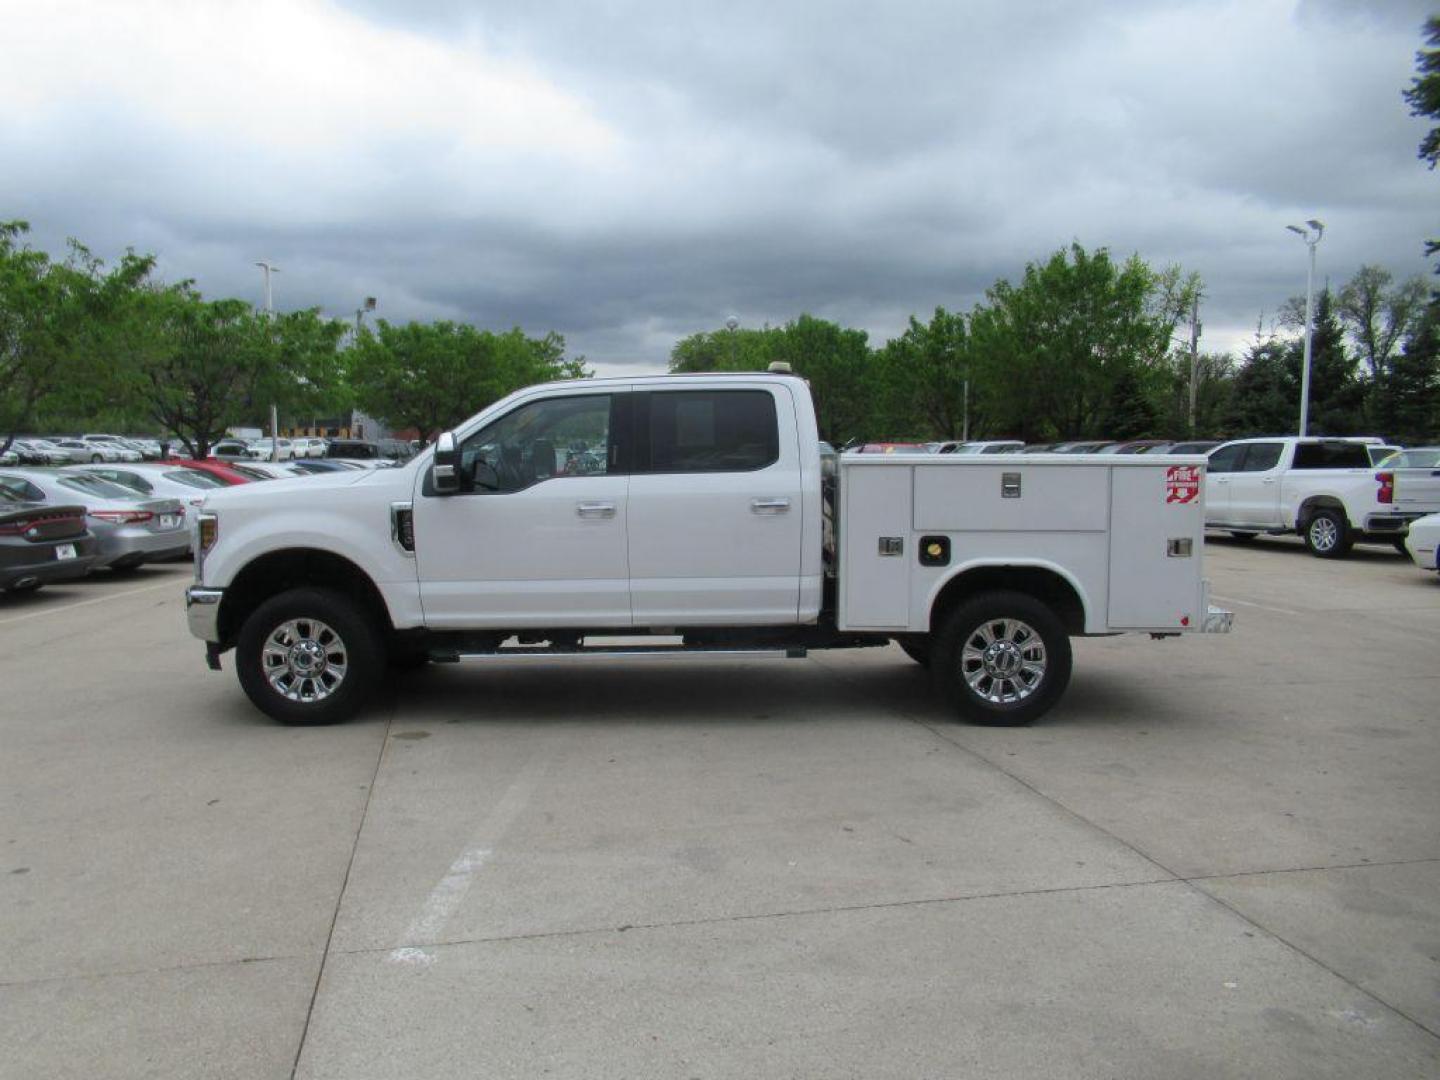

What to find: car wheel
left=931, top=591, right=1072, bottom=725
left=895, top=637, right=930, bottom=666
left=1302, top=508, right=1352, bottom=559
left=90, top=454, right=102, bottom=463
left=236, top=588, right=383, bottom=724
left=1392, top=536, right=1409, bottom=555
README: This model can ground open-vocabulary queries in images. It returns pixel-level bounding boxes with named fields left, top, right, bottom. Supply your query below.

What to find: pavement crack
left=288, top=701, right=395, bottom=1080
left=0, top=952, right=297, bottom=990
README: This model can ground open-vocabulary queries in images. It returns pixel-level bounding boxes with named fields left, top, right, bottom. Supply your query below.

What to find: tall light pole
left=255, top=261, right=280, bottom=314
left=1285, top=220, right=1324, bottom=436
left=725, top=315, right=739, bottom=368
left=255, top=262, right=281, bottom=459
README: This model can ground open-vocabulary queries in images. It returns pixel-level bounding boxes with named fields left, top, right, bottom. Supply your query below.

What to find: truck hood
left=200, top=465, right=409, bottom=511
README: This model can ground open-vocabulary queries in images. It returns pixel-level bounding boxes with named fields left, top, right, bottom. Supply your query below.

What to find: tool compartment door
left=838, top=463, right=912, bottom=629
left=1107, top=463, right=1206, bottom=629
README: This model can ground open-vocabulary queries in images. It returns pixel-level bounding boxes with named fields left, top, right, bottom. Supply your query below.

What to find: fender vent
left=390, top=503, right=415, bottom=553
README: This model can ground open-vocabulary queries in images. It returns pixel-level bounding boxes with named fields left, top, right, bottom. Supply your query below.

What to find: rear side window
left=642, top=390, right=779, bottom=473
left=1293, top=442, right=1371, bottom=469
left=0, top=476, right=45, bottom=501
left=1239, top=443, right=1283, bottom=472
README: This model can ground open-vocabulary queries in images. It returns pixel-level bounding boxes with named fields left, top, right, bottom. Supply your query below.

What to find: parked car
left=1374, top=447, right=1440, bottom=530
left=849, top=442, right=929, bottom=454
left=0, top=446, right=16, bottom=467
left=378, top=438, right=417, bottom=462
left=1150, top=440, right=1221, bottom=455
left=1021, top=443, right=1057, bottom=453
left=0, top=487, right=99, bottom=594
left=1375, top=447, right=1440, bottom=469
left=0, top=470, right=189, bottom=569
left=244, top=438, right=294, bottom=462
left=1367, top=444, right=1403, bottom=465
left=225, top=462, right=294, bottom=481
left=1099, top=439, right=1173, bottom=454
left=82, top=435, right=145, bottom=462
left=1050, top=441, right=1115, bottom=454
left=65, top=464, right=232, bottom=510
left=1404, top=512, right=1440, bottom=573
left=289, top=436, right=329, bottom=458
left=160, top=459, right=254, bottom=486
left=209, top=439, right=252, bottom=459
left=11, top=440, right=67, bottom=465
left=29, top=439, right=99, bottom=463
left=324, top=438, right=382, bottom=460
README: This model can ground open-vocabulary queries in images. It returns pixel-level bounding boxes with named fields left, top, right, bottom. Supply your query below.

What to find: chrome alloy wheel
left=262, top=618, right=348, bottom=703
left=960, top=618, right=1047, bottom=705
left=1308, top=515, right=1338, bottom=552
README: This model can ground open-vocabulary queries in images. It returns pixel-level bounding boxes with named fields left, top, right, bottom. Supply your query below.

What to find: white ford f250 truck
left=186, top=372, right=1232, bottom=726
left=1204, top=436, right=1403, bottom=557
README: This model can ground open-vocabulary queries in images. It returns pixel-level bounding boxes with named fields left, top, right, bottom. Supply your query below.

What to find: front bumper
left=186, top=587, right=224, bottom=643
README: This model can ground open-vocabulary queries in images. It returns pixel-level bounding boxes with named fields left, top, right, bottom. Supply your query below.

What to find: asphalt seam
left=0, top=952, right=297, bottom=990
left=287, top=700, right=396, bottom=1080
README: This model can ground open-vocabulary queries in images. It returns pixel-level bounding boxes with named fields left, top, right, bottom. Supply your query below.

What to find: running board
left=430, top=645, right=808, bottom=664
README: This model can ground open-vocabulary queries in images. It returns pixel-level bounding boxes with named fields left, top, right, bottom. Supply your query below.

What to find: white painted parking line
left=0, top=578, right=182, bottom=628
left=388, top=752, right=551, bottom=964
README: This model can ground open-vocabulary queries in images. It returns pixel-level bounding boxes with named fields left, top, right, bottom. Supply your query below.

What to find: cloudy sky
left=2, top=0, right=1435, bottom=374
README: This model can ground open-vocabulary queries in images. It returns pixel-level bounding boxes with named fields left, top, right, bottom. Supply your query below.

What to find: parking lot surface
left=3, top=538, right=1439, bottom=1079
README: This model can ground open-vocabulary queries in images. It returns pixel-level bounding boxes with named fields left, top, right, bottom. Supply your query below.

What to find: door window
left=640, top=390, right=779, bottom=473
left=1238, top=442, right=1283, bottom=472
left=1292, top=442, right=1371, bottom=469
left=460, top=394, right=613, bottom=493
left=1206, top=444, right=1244, bottom=473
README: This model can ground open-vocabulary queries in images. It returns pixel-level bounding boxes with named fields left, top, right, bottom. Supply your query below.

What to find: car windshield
left=58, top=474, right=141, bottom=498
left=163, top=469, right=228, bottom=489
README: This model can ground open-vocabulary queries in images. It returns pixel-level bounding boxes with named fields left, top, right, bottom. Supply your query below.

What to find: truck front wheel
left=931, top=591, right=1072, bottom=726
left=236, top=587, right=384, bottom=724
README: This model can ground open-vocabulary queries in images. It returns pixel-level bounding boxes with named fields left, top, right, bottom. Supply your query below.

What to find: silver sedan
left=0, top=469, right=190, bottom=570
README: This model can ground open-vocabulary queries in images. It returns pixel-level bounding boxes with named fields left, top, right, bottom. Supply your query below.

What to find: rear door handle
left=576, top=502, right=616, bottom=518
left=1262, top=478, right=1277, bottom=484
left=751, top=498, right=791, bottom=514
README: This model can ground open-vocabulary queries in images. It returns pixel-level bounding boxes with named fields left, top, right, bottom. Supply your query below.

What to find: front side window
left=1206, top=444, right=1244, bottom=474
left=460, top=394, right=612, bottom=494
left=642, top=390, right=779, bottom=473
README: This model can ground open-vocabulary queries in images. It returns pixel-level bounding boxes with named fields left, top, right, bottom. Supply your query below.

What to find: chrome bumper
left=1203, top=605, right=1234, bottom=634
left=186, top=587, right=224, bottom=643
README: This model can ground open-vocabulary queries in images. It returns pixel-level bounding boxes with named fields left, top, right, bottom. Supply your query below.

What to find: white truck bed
left=836, top=454, right=1215, bottom=634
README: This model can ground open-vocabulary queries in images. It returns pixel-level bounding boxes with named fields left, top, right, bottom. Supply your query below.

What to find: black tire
left=387, top=646, right=431, bottom=670
left=896, top=637, right=930, bottom=667
left=1302, top=507, right=1353, bottom=559
left=90, top=454, right=102, bottom=463
left=1229, top=531, right=1259, bottom=542
left=1392, top=536, right=1409, bottom=555
left=236, top=587, right=384, bottom=724
left=931, top=591, right=1072, bottom=726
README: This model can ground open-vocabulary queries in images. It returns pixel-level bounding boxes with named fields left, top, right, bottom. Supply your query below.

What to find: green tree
left=347, top=321, right=587, bottom=444
left=1404, top=15, right=1440, bottom=263
left=0, top=222, right=153, bottom=450
left=1387, top=296, right=1440, bottom=441
left=966, top=244, right=1198, bottom=440
left=872, top=307, right=973, bottom=439
left=1224, top=336, right=1296, bottom=436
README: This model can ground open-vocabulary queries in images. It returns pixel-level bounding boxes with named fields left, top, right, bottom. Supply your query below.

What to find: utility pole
left=962, top=378, right=970, bottom=441
left=1187, top=293, right=1201, bottom=436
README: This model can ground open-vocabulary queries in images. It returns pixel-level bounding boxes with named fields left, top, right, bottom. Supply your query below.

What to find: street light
left=725, top=315, right=739, bottom=368
left=1285, top=219, right=1324, bottom=436
left=255, top=261, right=281, bottom=314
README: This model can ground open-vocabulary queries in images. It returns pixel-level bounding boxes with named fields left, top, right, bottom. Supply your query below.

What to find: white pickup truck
left=186, top=372, right=1231, bottom=726
left=1204, top=436, right=1407, bottom=557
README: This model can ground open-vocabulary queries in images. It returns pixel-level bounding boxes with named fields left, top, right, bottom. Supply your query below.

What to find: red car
left=160, top=459, right=254, bottom=485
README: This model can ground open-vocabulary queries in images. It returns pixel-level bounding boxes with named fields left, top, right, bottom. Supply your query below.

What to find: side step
left=430, top=645, right=808, bottom=664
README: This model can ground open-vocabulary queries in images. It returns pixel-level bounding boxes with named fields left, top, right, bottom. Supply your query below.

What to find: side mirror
left=432, top=431, right=460, bottom=494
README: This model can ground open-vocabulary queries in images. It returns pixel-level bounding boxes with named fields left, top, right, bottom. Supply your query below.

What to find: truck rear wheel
left=896, top=637, right=930, bottom=667
left=1302, top=508, right=1352, bottom=559
left=236, top=587, right=383, bottom=724
left=931, top=591, right=1071, bottom=726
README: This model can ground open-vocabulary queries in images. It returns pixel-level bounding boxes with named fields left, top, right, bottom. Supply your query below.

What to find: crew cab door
left=1227, top=441, right=1285, bottom=526
left=626, top=385, right=804, bottom=625
left=1203, top=442, right=1244, bottom=521
left=411, top=391, right=632, bottom=629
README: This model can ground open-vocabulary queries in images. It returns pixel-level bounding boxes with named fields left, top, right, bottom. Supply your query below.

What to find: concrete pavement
left=2, top=540, right=1438, bottom=1078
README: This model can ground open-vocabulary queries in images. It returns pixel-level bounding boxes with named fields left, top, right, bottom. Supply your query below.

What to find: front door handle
left=576, top=502, right=616, bottom=518
left=751, top=498, right=791, bottom=514
left=1262, top=478, right=1277, bottom=485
